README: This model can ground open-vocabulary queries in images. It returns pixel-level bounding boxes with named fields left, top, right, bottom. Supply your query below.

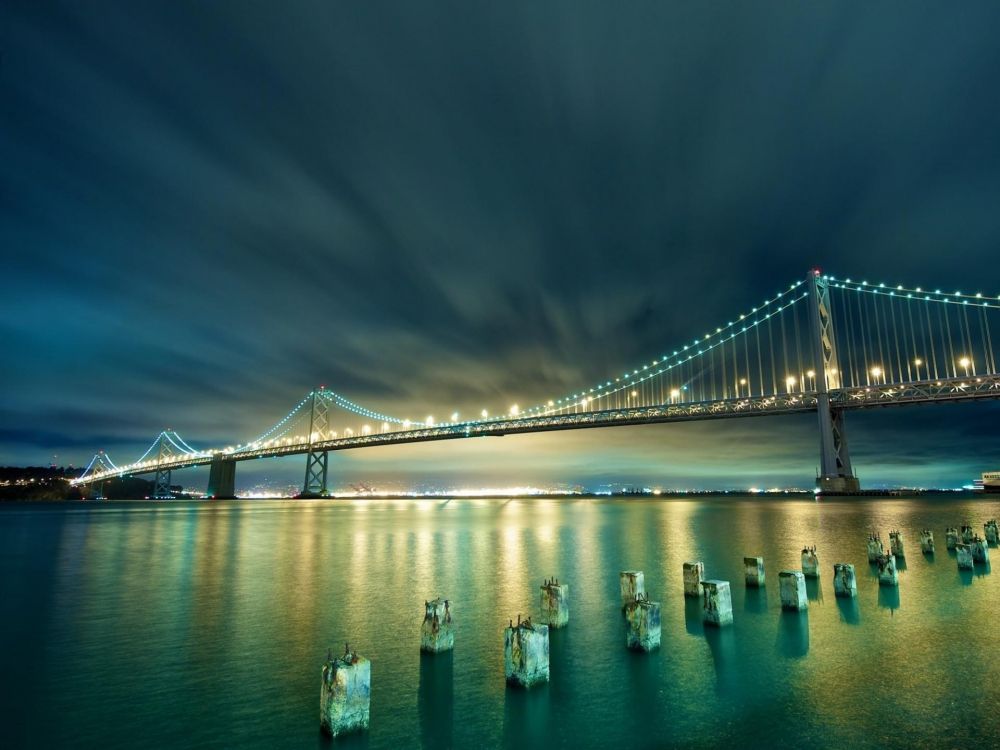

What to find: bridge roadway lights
left=206, top=457, right=236, bottom=499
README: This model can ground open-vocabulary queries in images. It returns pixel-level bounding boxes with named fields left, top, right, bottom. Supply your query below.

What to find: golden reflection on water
left=6, top=496, right=999, bottom=748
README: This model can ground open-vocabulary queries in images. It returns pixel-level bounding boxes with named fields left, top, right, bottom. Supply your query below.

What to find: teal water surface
left=2, top=496, right=999, bottom=749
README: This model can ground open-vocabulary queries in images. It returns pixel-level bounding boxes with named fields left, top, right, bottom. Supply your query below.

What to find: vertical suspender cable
left=889, top=294, right=903, bottom=383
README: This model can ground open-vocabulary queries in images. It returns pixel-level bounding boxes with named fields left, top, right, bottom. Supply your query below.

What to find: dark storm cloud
left=2, top=1, right=1000, bottom=485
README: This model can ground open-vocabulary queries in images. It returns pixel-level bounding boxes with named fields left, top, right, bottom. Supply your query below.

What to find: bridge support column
left=301, top=387, right=331, bottom=498
left=302, top=450, right=329, bottom=498
left=153, top=468, right=172, bottom=499
left=207, top=456, right=236, bottom=499
left=807, top=269, right=860, bottom=493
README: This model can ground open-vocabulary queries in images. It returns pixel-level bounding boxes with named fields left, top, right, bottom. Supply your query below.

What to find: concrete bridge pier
left=624, top=593, right=661, bottom=651
left=420, top=598, right=454, bottom=653
left=206, top=456, right=236, bottom=499
left=619, top=571, right=645, bottom=610
left=779, top=571, right=808, bottom=611
left=946, top=528, right=960, bottom=550
left=920, top=530, right=935, bottom=554
left=877, top=554, right=899, bottom=586
left=539, top=578, right=569, bottom=627
left=504, top=616, right=549, bottom=688
left=320, top=644, right=371, bottom=737
left=701, top=580, right=734, bottom=626
left=833, top=563, right=857, bottom=597
left=683, top=561, right=704, bottom=597
left=957, top=544, right=974, bottom=570
left=744, top=556, right=765, bottom=587
left=866, top=533, right=884, bottom=562
left=985, top=520, right=999, bottom=546
left=801, top=547, right=819, bottom=578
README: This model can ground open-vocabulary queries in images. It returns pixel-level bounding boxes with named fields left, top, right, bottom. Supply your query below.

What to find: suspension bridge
left=72, top=270, right=1000, bottom=498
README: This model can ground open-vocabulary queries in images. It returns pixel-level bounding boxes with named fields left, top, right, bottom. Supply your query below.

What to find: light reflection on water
left=2, top=496, right=1000, bottom=749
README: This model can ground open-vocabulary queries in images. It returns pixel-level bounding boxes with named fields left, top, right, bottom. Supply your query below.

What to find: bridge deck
left=73, top=373, right=1000, bottom=484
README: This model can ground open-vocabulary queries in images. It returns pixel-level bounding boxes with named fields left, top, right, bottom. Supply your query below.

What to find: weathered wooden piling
left=866, top=533, right=884, bottom=562
left=956, top=543, right=974, bottom=570
left=320, top=645, right=371, bottom=738
left=619, top=570, right=645, bottom=609
left=701, top=580, right=734, bottom=627
left=833, top=563, right=857, bottom=598
left=801, top=546, right=819, bottom=578
left=889, top=530, right=905, bottom=558
left=624, top=593, right=661, bottom=651
left=744, top=556, right=765, bottom=587
left=779, top=571, right=808, bottom=611
left=420, top=598, right=454, bottom=653
left=961, top=525, right=974, bottom=544
left=971, top=536, right=990, bottom=564
left=683, top=561, right=704, bottom=598
left=504, top=616, right=549, bottom=688
left=539, top=578, right=569, bottom=628
left=919, top=529, right=935, bottom=554
left=877, top=554, right=899, bottom=586
left=946, top=527, right=960, bottom=550
left=985, top=520, right=999, bottom=546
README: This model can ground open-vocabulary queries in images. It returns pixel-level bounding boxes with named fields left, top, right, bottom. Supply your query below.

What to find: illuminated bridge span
left=73, top=270, right=1000, bottom=498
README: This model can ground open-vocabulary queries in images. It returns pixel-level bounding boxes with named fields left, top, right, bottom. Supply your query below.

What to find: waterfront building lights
left=509, top=404, right=519, bottom=416
left=481, top=409, right=489, bottom=419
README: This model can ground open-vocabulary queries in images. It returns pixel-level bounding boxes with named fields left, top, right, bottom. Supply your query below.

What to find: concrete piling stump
left=420, top=598, right=454, bottom=653
left=946, top=528, right=960, bottom=550
left=744, top=556, right=765, bottom=587
left=624, top=593, right=661, bottom=652
left=866, top=533, right=884, bottom=563
left=961, top=525, right=974, bottom=545
left=971, top=536, right=990, bottom=564
left=919, top=530, right=935, bottom=554
left=985, top=520, right=999, bottom=546
left=683, top=561, right=705, bottom=598
left=779, top=571, right=808, bottom=611
left=504, top=616, right=549, bottom=688
left=833, top=563, right=857, bottom=598
left=619, top=571, right=645, bottom=610
left=877, top=554, right=899, bottom=586
left=539, top=578, right=569, bottom=628
left=889, top=530, right=905, bottom=558
left=957, top=543, right=974, bottom=570
left=320, top=645, right=371, bottom=738
left=701, top=580, right=734, bottom=627
left=801, top=546, right=819, bottom=578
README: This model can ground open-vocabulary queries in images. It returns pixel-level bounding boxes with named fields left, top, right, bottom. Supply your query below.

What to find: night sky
left=3, top=2, right=1000, bottom=490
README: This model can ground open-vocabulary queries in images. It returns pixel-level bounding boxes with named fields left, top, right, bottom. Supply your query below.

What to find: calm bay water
left=2, top=495, right=999, bottom=749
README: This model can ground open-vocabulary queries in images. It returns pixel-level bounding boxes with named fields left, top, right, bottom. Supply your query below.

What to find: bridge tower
left=82, top=451, right=115, bottom=499
left=301, top=388, right=330, bottom=498
left=807, top=269, right=861, bottom=493
left=152, top=431, right=180, bottom=499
